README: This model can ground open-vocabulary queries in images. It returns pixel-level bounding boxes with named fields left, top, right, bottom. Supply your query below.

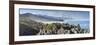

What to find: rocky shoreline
left=19, top=20, right=89, bottom=36
left=19, top=13, right=89, bottom=36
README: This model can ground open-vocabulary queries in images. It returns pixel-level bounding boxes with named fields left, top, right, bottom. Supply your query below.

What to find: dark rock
left=19, top=24, right=39, bottom=36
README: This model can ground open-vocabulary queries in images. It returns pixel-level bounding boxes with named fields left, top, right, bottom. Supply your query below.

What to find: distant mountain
left=20, top=13, right=64, bottom=22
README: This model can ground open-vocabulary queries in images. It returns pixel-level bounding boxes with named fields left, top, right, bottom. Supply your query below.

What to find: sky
left=19, top=8, right=90, bottom=28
